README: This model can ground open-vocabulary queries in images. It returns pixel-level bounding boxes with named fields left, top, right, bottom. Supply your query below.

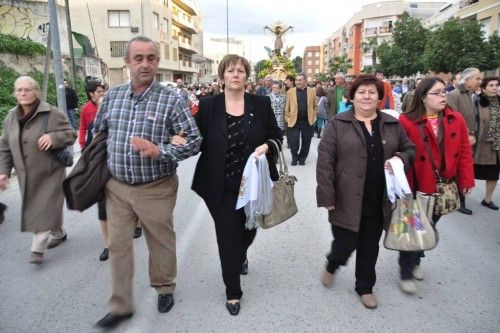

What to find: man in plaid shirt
left=94, top=36, right=201, bottom=329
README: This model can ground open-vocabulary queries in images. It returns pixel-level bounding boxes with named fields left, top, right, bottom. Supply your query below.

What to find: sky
left=194, top=0, right=448, bottom=63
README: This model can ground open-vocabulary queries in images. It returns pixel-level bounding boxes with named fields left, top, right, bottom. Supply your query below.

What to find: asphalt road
left=0, top=137, right=499, bottom=332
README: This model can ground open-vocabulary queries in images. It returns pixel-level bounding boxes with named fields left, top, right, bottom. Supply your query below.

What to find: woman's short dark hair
left=348, top=74, right=384, bottom=101
left=285, top=75, right=295, bottom=83
left=218, top=54, right=250, bottom=80
left=480, top=76, right=499, bottom=89
left=316, top=86, right=326, bottom=97
left=404, top=76, right=446, bottom=120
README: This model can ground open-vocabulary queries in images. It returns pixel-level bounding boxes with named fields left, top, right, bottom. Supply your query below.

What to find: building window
left=315, top=52, right=320, bottom=57
left=308, top=52, right=312, bottom=57
left=307, top=60, right=312, bottom=65
left=315, top=69, right=320, bottom=74
left=162, top=18, right=169, bottom=34
left=153, top=12, right=159, bottom=29
left=108, top=10, right=130, bottom=27
left=163, top=0, right=168, bottom=6
left=110, top=41, right=127, bottom=57
left=315, top=60, right=319, bottom=65
left=164, top=44, right=170, bottom=60
left=307, top=68, right=312, bottom=73
left=173, top=47, right=178, bottom=61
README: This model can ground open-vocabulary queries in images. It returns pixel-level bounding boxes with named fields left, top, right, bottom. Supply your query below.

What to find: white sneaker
left=399, top=279, right=417, bottom=294
left=413, top=265, right=424, bottom=281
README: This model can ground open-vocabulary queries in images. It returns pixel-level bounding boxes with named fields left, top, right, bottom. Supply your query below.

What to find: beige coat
left=446, top=84, right=476, bottom=133
left=0, top=101, right=77, bottom=232
left=474, top=96, right=500, bottom=165
left=284, top=87, right=318, bottom=127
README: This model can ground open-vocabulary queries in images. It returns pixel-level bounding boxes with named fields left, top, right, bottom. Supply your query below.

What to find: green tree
left=423, top=18, right=489, bottom=73
left=376, top=11, right=429, bottom=76
left=315, top=72, right=328, bottom=82
left=292, top=56, right=302, bottom=74
left=328, top=55, right=352, bottom=75
left=361, top=35, right=378, bottom=72
left=484, top=32, right=500, bottom=71
left=254, top=59, right=269, bottom=77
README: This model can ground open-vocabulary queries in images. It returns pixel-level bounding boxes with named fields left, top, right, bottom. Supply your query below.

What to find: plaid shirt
left=94, top=81, right=201, bottom=184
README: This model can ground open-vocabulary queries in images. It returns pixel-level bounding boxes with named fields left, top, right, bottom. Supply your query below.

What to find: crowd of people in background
left=0, top=33, right=498, bottom=329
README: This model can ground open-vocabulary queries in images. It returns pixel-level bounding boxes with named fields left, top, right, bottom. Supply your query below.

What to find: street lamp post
left=226, top=0, right=229, bottom=54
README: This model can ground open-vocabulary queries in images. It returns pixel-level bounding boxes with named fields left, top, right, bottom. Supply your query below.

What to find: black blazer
left=192, top=92, right=283, bottom=205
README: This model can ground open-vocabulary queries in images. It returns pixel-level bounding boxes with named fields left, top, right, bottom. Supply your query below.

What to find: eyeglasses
left=427, top=90, right=447, bottom=96
left=14, top=88, right=35, bottom=94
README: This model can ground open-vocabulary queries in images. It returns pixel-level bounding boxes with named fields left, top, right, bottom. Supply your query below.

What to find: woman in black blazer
left=192, top=55, right=282, bottom=315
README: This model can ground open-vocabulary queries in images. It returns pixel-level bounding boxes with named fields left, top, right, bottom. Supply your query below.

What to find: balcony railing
left=459, top=0, right=479, bottom=9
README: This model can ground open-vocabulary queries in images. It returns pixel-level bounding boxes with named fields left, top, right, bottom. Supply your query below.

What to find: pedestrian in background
left=64, top=79, right=79, bottom=129
left=398, top=77, right=474, bottom=294
left=446, top=67, right=482, bottom=215
left=285, top=73, right=318, bottom=166
left=245, top=81, right=256, bottom=94
left=256, top=75, right=273, bottom=96
left=192, top=54, right=282, bottom=316
left=93, top=36, right=201, bottom=329
left=268, top=80, right=287, bottom=134
left=316, top=74, right=415, bottom=309
left=315, top=86, right=329, bottom=138
left=473, top=76, right=500, bottom=210
left=375, top=70, right=394, bottom=110
left=0, top=76, right=77, bottom=264
left=78, top=78, right=110, bottom=261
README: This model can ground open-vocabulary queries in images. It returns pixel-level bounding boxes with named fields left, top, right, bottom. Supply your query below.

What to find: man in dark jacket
left=64, top=79, right=79, bottom=129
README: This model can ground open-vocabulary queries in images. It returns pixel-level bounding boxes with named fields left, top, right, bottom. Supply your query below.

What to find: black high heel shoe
left=226, top=301, right=240, bottom=316
left=241, top=259, right=248, bottom=275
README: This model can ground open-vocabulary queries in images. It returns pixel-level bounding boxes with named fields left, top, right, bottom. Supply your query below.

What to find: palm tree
left=328, top=55, right=353, bottom=75
left=361, top=35, right=378, bottom=72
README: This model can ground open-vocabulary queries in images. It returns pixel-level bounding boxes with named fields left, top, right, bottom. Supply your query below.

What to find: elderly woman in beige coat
left=0, top=76, right=77, bottom=264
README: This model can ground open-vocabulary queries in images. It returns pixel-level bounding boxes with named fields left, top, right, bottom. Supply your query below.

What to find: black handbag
left=42, top=112, right=74, bottom=167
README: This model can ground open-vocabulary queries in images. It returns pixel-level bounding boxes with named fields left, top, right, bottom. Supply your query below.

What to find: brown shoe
left=47, top=234, right=67, bottom=249
left=320, top=270, right=335, bottom=288
left=360, top=294, right=378, bottom=309
left=29, top=252, right=43, bottom=264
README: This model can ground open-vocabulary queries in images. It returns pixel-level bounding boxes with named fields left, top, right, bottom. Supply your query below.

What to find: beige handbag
left=384, top=192, right=439, bottom=251
left=259, top=140, right=298, bottom=229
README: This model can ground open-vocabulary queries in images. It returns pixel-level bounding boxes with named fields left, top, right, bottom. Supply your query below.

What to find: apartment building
left=424, top=0, right=499, bottom=38
left=303, top=46, right=322, bottom=82
left=69, top=0, right=202, bottom=85
left=324, top=1, right=445, bottom=76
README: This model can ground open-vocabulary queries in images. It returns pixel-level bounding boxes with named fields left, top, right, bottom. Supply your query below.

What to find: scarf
left=485, top=95, right=500, bottom=151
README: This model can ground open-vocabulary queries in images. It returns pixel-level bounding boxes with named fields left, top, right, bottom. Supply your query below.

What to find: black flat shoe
left=158, top=293, right=174, bottom=313
left=133, top=227, right=142, bottom=239
left=47, top=234, right=67, bottom=249
left=457, top=206, right=473, bottom=215
left=95, top=312, right=133, bottom=328
left=99, top=248, right=109, bottom=261
left=226, top=301, right=240, bottom=316
left=481, top=200, right=499, bottom=210
left=241, top=260, right=248, bottom=275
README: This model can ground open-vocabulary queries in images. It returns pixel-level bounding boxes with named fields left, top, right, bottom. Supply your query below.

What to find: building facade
left=69, top=0, right=203, bottom=86
left=324, top=1, right=446, bottom=76
left=303, top=46, right=322, bottom=82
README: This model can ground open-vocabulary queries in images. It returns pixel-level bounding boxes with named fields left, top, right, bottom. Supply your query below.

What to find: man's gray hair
left=460, top=67, right=479, bottom=84
left=297, top=73, right=307, bottom=81
left=124, top=36, right=159, bottom=59
left=264, top=75, right=273, bottom=81
left=335, top=72, right=345, bottom=79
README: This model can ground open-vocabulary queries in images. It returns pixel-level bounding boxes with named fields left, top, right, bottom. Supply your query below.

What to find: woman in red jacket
left=398, top=77, right=474, bottom=294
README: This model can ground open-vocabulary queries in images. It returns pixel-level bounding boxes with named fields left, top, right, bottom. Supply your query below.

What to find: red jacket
left=78, top=101, right=98, bottom=149
left=399, top=106, right=474, bottom=194
left=378, top=81, right=394, bottom=110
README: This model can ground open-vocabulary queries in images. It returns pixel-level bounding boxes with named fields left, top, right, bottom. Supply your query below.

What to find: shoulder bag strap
left=418, top=123, right=441, bottom=181
left=268, top=139, right=287, bottom=174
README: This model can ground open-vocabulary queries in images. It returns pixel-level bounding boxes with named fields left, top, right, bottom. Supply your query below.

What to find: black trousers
left=399, top=214, right=441, bottom=279
left=206, top=187, right=257, bottom=300
left=326, top=214, right=383, bottom=296
left=288, top=121, right=314, bottom=163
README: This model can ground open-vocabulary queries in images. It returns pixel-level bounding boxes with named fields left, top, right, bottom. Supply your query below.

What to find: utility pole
left=65, top=0, right=77, bottom=91
left=42, top=29, right=51, bottom=102
left=48, top=0, right=67, bottom=113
